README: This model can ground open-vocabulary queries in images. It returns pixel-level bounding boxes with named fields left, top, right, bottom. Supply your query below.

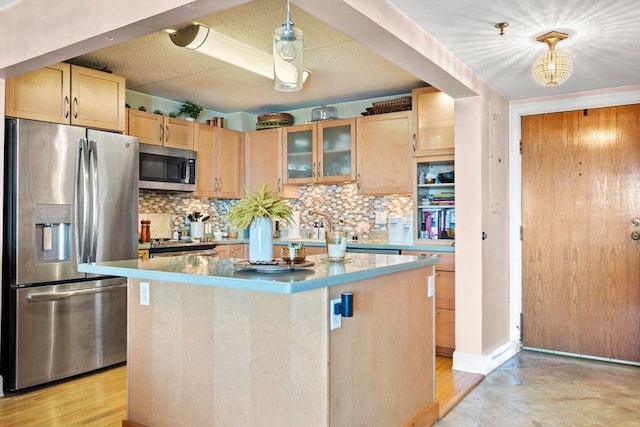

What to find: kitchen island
left=79, top=253, right=439, bottom=427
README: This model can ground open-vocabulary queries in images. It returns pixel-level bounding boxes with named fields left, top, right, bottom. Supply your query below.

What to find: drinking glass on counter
left=326, top=230, right=347, bottom=262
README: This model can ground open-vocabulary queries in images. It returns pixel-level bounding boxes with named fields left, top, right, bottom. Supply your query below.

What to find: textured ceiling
left=69, top=0, right=640, bottom=113
left=70, top=0, right=422, bottom=114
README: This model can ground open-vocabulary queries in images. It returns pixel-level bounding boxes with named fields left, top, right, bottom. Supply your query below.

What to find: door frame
left=508, top=86, right=640, bottom=345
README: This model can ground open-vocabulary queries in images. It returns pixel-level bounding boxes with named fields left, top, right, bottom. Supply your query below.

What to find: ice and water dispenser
left=34, top=204, right=71, bottom=262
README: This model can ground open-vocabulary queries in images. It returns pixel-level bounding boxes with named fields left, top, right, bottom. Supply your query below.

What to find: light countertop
left=207, top=237, right=455, bottom=252
left=78, top=253, right=437, bottom=294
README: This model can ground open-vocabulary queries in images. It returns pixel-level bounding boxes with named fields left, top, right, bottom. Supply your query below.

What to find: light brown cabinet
left=127, top=109, right=194, bottom=149
left=411, top=86, right=454, bottom=157
left=194, top=124, right=244, bottom=198
left=356, top=111, right=412, bottom=195
left=272, top=244, right=326, bottom=259
left=6, top=62, right=126, bottom=132
left=216, top=244, right=246, bottom=258
left=138, top=249, right=149, bottom=260
left=402, top=250, right=455, bottom=357
left=282, top=118, right=356, bottom=185
left=244, top=129, right=299, bottom=198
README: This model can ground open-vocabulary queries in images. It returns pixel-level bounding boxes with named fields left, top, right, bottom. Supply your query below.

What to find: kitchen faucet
left=308, top=210, right=334, bottom=231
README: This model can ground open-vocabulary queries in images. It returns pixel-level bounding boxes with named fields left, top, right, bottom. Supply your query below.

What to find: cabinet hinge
left=519, top=139, right=522, bottom=155
left=519, top=312, right=523, bottom=342
left=520, top=225, right=523, bottom=241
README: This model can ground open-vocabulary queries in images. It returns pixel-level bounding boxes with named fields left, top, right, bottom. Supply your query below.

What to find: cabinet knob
left=165, top=125, right=170, bottom=143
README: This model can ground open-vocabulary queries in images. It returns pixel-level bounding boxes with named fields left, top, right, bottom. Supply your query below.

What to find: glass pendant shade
left=273, top=0, right=304, bottom=92
left=531, top=31, right=573, bottom=87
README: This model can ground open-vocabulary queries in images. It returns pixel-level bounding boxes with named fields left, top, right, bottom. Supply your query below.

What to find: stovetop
left=150, top=239, right=215, bottom=249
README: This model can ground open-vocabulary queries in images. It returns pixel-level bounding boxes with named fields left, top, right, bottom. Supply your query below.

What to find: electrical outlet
left=427, top=275, right=435, bottom=298
left=330, top=298, right=342, bottom=330
left=140, top=282, right=150, bottom=306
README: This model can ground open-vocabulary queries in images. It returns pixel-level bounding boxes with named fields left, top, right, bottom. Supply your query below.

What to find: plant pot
left=249, top=217, right=273, bottom=262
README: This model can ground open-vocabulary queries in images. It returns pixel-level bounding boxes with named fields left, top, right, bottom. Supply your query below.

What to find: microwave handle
left=181, top=160, right=189, bottom=182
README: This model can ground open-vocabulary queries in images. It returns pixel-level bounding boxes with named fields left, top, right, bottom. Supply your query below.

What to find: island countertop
left=78, top=253, right=437, bottom=294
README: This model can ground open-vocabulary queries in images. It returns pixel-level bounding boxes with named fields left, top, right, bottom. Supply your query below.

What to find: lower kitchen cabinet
left=402, top=250, right=455, bottom=357
left=215, top=244, right=246, bottom=258
left=272, top=244, right=326, bottom=259
left=138, top=249, right=149, bottom=260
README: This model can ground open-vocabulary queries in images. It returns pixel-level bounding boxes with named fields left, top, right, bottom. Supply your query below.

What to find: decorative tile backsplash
left=139, top=183, right=413, bottom=234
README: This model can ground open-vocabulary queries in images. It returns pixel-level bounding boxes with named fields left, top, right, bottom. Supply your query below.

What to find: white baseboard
left=452, top=340, right=521, bottom=375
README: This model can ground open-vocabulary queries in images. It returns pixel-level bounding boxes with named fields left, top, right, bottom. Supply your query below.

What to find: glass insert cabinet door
left=284, top=124, right=314, bottom=182
left=283, top=119, right=356, bottom=184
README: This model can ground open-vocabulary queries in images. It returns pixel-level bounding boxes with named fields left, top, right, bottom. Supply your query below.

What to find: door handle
left=26, top=283, right=127, bottom=302
left=73, top=97, right=79, bottom=119
left=631, top=231, right=640, bottom=241
left=64, top=96, right=70, bottom=119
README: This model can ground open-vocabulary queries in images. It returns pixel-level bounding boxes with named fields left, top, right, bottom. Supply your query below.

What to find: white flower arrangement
left=355, top=221, right=371, bottom=234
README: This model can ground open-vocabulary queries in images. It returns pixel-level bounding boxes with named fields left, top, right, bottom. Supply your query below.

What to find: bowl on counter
left=213, top=230, right=224, bottom=240
left=280, top=247, right=307, bottom=264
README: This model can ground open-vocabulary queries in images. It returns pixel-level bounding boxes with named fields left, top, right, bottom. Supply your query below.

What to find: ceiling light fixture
left=532, top=31, right=573, bottom=87
left=494, top=22, right=508, bottom=36
left=273, top=0, right=304, bottom=92
left=169, top=23, right=309, bottom=86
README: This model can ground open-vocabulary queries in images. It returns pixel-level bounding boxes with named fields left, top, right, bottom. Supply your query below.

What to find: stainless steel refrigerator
left=1, top=118, right=138, bottom=391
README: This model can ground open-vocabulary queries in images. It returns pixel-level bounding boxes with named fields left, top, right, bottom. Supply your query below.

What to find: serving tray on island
left=233, top=260, right=315, bottom=273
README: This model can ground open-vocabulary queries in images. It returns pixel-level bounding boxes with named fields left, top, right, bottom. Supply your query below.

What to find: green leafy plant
left=179, top=101, right=203, bottom=120
left=153, top=109, right=164, bottom=115
left=138, top=105, right=147, bottom=112
left=168, top=112, right=178, bottom=118
left=227, top=184, right=292, bottom=229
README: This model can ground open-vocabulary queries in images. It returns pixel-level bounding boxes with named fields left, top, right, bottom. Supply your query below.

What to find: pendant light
left=531, top=31, right=573, bottom=87
left=273, top=0, right=304, bottom=92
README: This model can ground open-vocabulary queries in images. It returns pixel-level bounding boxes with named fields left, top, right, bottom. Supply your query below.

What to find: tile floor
left=436, top=350, right=640, bottom=426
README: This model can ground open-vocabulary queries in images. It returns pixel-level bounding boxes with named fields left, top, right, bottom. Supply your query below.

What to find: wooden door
left=71, top=65, right=126, bottom=132
left=128, top=109, right=163, bottom=145
left=5, top=63, right=70, bottom=124
left=357, top=111, right=411, bottom=195
left=193, top=124, right=216, bottom=197
left=412, top=86, right=454, bottom=157
left=215, top=128, right=244, bottom=199
left=164, top=117, right=194, bottom=149
left=245, top=128, right=282, bottom=194
left=522, top=104, right=640, bottom=362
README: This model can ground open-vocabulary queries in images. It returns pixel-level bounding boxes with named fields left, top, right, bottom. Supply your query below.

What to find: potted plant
left=178, top=101, right=203, bottom=121
left=227, top=184, right=292, bottom=262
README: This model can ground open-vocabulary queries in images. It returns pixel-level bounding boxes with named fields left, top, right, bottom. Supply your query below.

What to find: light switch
left=140, top=282, right=150, bottom=306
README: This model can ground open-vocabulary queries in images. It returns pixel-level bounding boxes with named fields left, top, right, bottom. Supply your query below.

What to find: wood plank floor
left=0, top=358, right=481, bottom=425
left=435, top=356, right=484, bottom=418
left=0, top=365, right=127, bottom=427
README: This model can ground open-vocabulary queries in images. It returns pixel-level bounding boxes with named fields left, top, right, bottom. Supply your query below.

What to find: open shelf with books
left=415, top=157, right=455, bottom=240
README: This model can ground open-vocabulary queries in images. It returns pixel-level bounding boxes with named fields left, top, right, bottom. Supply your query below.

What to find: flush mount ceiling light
left=273, top=0, right=304, bottom=92
left=169, top=23, right=309, bottom=87
left=532, top=31, right=573, bottom=87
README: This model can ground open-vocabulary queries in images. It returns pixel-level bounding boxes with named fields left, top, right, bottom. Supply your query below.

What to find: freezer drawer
left=12, top=278, right=127, bottom=390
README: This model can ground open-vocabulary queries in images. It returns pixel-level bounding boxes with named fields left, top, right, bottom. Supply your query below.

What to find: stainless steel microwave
left=139, top=143, right=197, bottom=191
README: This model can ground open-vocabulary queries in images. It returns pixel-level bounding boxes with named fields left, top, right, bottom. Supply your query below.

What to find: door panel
left=521, top=104, right=640, bottom=362
left=14, top=278, right=127, bottom=390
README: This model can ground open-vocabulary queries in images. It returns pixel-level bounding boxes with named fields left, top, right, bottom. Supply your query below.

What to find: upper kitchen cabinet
left=5, top=63, right=126, bottom=132
left=244, top=128, right=299, bottom=198
left=127, top=109, right=194, bottom=150
left=194, top=124, right=243, bottom=199
left=411, top=87, right=454, bottom=157
left=356, top=111, right=412, bottom=195
left=282, top=118, right=356, bottom=185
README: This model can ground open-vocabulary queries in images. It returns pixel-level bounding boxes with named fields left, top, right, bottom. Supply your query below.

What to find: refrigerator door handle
left=88, top=139, right=99, bottom=263
left=74, top=138, right=89, bottom=263
left=26, top=283, right=127, bottom=302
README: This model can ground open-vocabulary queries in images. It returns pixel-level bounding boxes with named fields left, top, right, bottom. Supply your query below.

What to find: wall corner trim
left=451, top=340, right=521, bottom=375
